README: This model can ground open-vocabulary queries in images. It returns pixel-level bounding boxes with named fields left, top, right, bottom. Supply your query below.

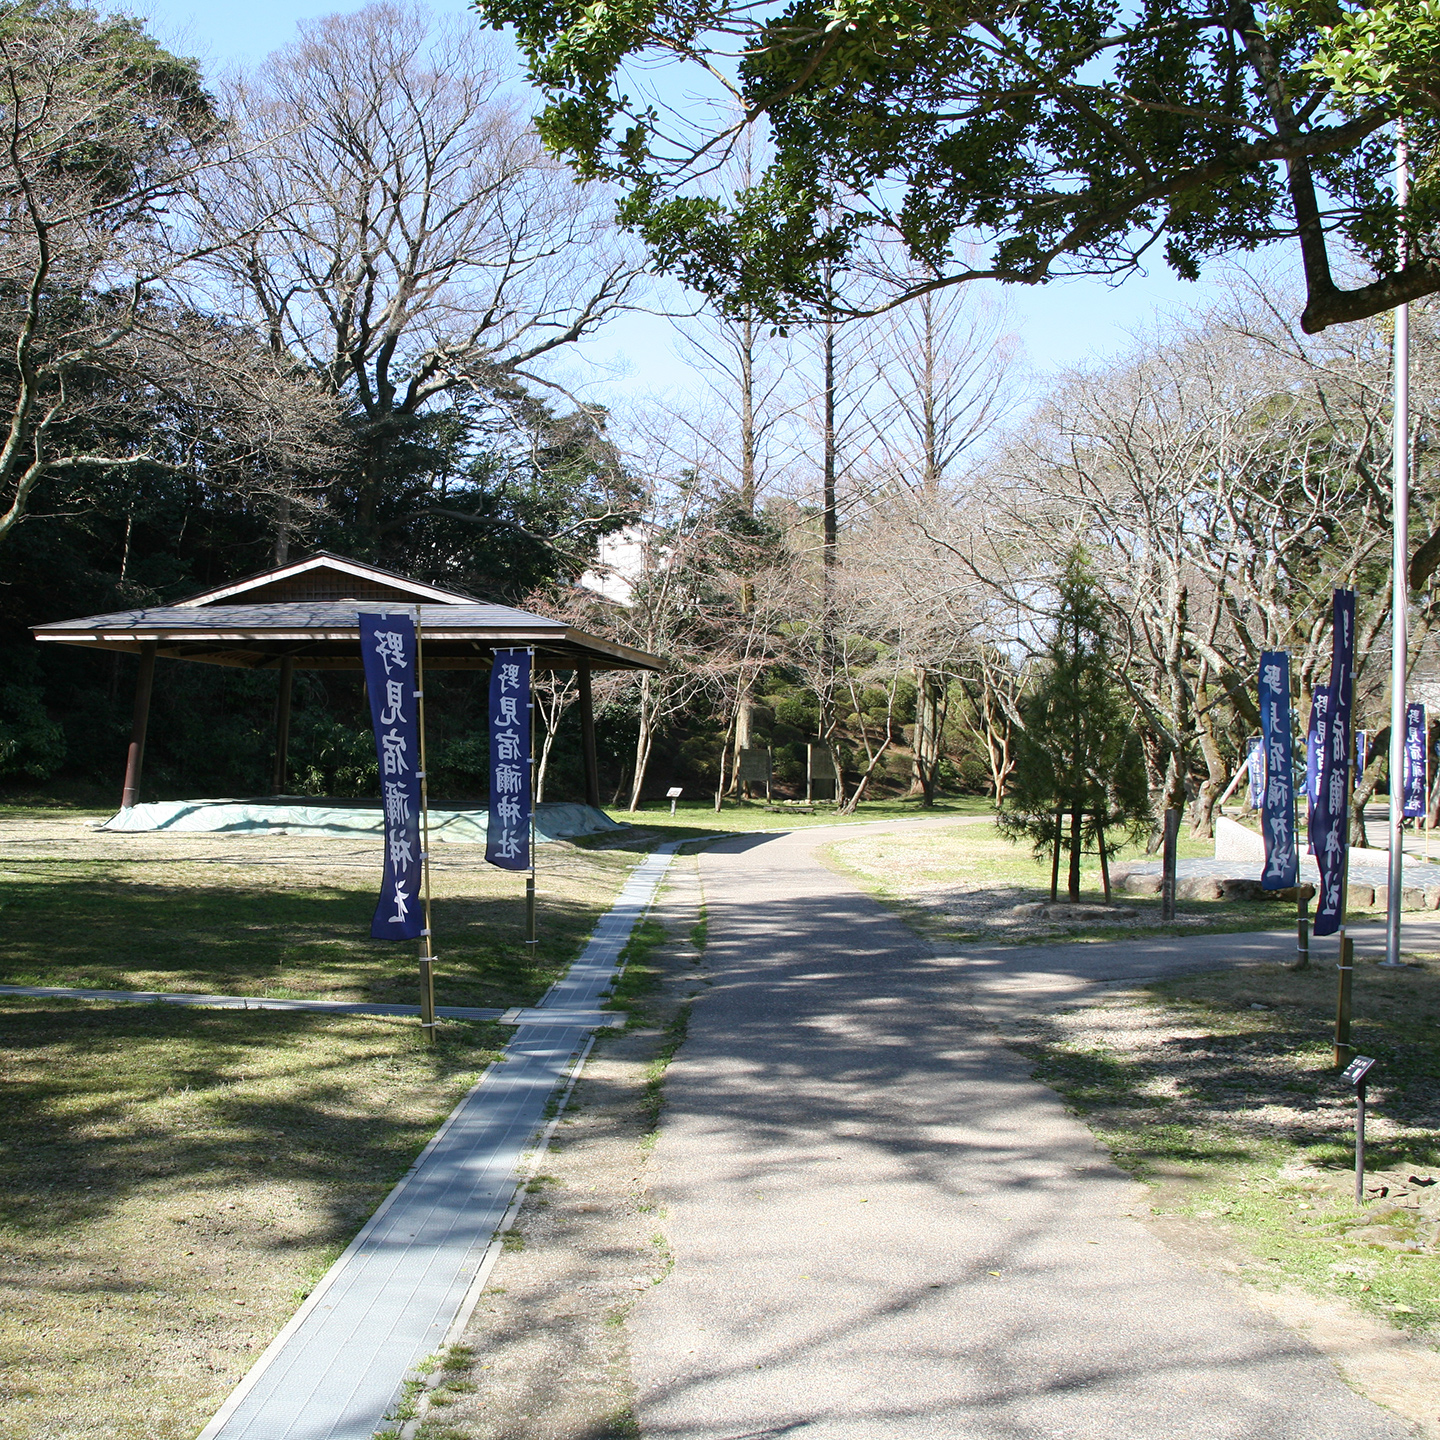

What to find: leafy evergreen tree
left=999, top=555, right=1151, bottom=903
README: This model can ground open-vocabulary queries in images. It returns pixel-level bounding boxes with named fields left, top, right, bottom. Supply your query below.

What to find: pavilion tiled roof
left=31, top=554, right=660, bottom=672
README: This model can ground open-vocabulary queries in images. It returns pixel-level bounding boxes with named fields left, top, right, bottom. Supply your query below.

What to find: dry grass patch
left=825, top=822, right=1286, bottom=943
left=0, top=1001, right=506, bottom=1439
left=0, top=808, right=646, bottom=1439
left=0, top=810, right=639, bottom=1005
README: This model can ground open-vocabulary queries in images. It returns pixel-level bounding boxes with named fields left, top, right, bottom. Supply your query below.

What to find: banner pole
left=1335, top=933, right=1355, bottom=1069
left=526, top=647, right=537, bottom=953
left=1335, top=620, right=1354, bottom=1068
left=1383, top=122, right=1410, bottom=969
left=416, top=605, right=437, bottom=1044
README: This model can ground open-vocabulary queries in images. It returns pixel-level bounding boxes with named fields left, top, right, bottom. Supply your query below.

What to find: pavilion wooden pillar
left=272, top=654, right=295, bottom=795
left=120, top=641, right=157, bottom=809
left=578, top=659, right=601, bottom=809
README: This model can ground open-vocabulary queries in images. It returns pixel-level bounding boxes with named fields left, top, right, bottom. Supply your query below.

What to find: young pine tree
left=999, top=555, right=1151, bottom=902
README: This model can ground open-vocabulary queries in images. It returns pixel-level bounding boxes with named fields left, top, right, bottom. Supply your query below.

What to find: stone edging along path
left=166, top=840, right=693, bottom=1440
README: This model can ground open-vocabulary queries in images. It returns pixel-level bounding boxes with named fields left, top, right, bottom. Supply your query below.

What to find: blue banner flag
left=1313, top=591, right=1356, bottom=937
left=1258, top=652, right=1298, bottom=890
left=1305, top=686, right=1330, bottom=854
left=359, top=613, right=425, bottom=940
left=1356, top=730, right=1369, bottom=784
left=1404, top=702, right=1427, bottom=818
left=486, top=649, right=532, bottom=871
left=1246, top=736, right=1265, bottom=809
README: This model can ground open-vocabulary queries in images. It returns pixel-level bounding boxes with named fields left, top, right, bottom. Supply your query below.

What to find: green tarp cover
left=100, top=799, right=626, bottom=844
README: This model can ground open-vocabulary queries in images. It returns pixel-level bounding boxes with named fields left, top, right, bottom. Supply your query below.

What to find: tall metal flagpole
left=415, top=605, right=438, bottom=1037
left=1384, top=122, right=1410, bottom=969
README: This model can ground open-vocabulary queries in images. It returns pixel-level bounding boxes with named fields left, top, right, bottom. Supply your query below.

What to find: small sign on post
left=1341, top=1054, right=1378, bottom=1207
left=738, top=746, right=772, bottom=799
left=667, top=785, right=683, bottom=817
left=807, top=744, right=836, bottom=802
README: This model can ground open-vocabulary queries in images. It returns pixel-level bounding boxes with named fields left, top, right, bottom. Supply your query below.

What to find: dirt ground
left=397, top=855, right=709, bottom=1440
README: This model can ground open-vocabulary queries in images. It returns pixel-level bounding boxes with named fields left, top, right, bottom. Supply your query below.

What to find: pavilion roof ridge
left=172, top=552, right=481, bottom=608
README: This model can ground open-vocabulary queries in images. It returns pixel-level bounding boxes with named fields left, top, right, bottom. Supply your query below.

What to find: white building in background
left=579, top=525, right=658, bottom=606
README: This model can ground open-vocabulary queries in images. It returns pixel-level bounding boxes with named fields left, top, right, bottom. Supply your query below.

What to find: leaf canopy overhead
left=476, top=0, right=1440, bottom=330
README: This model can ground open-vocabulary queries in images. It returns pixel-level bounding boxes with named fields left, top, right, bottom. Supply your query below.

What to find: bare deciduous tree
left=206, top=2, right=638, bottom=545
left=949, top=281, right=1420, bottom=836
left=0, top=5, right=332, bottom=547
left=861, top=279, right=1021, bottom=802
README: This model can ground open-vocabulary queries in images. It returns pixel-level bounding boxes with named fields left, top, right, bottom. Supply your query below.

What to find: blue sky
left=139, top=0, right=476, bottom=69
left=138, top=0, right=1286, bottom=393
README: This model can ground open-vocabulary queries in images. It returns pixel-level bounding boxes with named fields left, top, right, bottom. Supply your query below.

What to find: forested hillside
left=4, top=0, right=1438, bottom=838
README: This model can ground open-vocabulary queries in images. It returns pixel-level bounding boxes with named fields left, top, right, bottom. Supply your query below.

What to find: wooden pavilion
left=31, top=552, right=661, bottom=810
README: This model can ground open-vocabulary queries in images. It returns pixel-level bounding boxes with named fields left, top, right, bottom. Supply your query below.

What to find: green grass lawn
left=0, top=807, right=646, bottom=1439
left=0, top=845, right=639, bottom=1008
left=1001, top=959, right=1440, bottom=1336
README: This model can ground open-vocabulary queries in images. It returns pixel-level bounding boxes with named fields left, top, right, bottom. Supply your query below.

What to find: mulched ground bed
left=993, top=956, right=1440, bottom=1332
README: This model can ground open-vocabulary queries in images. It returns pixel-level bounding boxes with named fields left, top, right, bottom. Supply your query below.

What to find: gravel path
left=1123, top=852, right=1440, bottom=889
left=629, top=824, right=1413, bottom=1440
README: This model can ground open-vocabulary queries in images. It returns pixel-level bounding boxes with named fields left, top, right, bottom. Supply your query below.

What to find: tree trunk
left=732, top=683, right=754, bottom=797
left=1067, top=804, right=1082, bottom=902
left=984, top=681, right=1013, bottom=802
left=840, top=737, right=893, bottom=814
left=628, top=674, right=654, bottom=811
left=733, top=308, right=759, bottom=800
left=819, top=308, right=842, bottom=808
left=273, top=494, right=292, bottom=566
left=828, top=741, right=847, bottom=808
left=354, top=433, right=389, bottom=546
left=715, top=707, right=740, bottom=812
left=1190, top=669, right=1228, bottom=839
left=1097, top=822, right=1111, bottom=903
left=910, top=665, right=941, bottom=806
left=1348, top=723, right=1387, bottom=847
left=1050, top=808, right=1063, bottom=902
left=535, top=720, right=558, bottom=804
left=822, top=312, right=837, bottom=571
left=1162, top=584, right=1190, bottom=817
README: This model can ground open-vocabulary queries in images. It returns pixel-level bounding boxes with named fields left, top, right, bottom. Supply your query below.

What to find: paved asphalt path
left=630, top=822, right=1413, bottom=1440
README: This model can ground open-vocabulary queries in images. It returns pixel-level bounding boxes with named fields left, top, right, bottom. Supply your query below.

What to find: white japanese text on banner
left=487, top=649, right=532, bottom=870
left=1258, top=651, right=1297, bottom=890
left=1404, top=702, right=1428, bottom=818
left=360, top=613, right=425, bottom=940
